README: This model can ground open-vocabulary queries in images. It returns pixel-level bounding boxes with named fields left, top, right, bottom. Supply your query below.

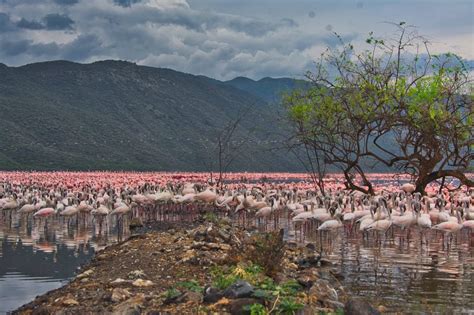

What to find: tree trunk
left=415, top=170, right=474, bottom=194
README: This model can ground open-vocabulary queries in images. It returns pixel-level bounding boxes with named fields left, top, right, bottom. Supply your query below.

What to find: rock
left=326, top=299, right=345, bottom=310
left=344, top=298, right=381, bottom=315
left=193, top=227, right=207, bottom=241
left=223, top=280, right=254, bottom=299
left=132, top=279, right=154, bottom=287
left=76, top=268, right=94, bottom=279
left=129, top=217, right=143, bottom=229
left=173, top=291, right=202, bottom=304
left=128, top=269, right=146, bottom=279
left=218, top=229, right=231, bottom=242
left=31, top=306, right=52, bottom=315
left=111, top=288, right=132, bottom=303
left=308, top=279, right=338, bottom=304
left=111, top=278, right=129, bottom=285
left=191, top=241, right=207, bottom=249
left=218, top=243, right=231, bottom=251
left=273, top=272, right=290, bottom=284
left=203, top=287, right=224, bottom=303
left=113, top=294, right=145, bottom=315
left=181, top=249, right=197, bottom=262
left=297, top=254, right=321, bottom=268
left=62, top=298, right=79, bottom=306
left=219, top=216, right=232, bottom=226
left=378, top=305, right=387, bottom=313
left=206, top=242, right=221, bottom=250
left=297, top=268, right=320, bottom=288
left=229, top=298, right=262, bottom=315
left=167, top=229, right=176, bottom=235
left=305, top=243, right=317, bottom=251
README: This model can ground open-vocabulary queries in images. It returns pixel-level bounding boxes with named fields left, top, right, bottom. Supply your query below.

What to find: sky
left=0, top=0, right=472, bottom=80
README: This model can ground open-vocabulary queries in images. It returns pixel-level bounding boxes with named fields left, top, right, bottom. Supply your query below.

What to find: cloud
left=54, top=0, right=79, bottom=5
left=1, top=39, right=30, bottom=55
left=43, top=13, right=75, bottom=30
left=0, top=12, right=15, bottom=32
left=17, top=18, right=45, bottom=30
left=113, top=0, right=142, bottom=7
left=0, top=0, right=471, bottom=80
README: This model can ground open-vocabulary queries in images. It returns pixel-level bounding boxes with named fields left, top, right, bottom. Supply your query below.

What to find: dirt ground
left=13, top=218, right=379, bottom=315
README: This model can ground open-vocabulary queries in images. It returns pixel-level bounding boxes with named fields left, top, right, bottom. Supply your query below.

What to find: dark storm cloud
left=43, top=13, right=74, bottom=30
left=54, top=0, right=79, bottom=5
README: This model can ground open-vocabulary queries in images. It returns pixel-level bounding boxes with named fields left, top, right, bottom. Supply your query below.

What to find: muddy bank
left=13, top=217, right=380, bottom=315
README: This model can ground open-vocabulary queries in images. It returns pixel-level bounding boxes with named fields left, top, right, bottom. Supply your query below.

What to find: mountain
left=0, top=60, right=304, bottom=171
left=225, top=76, right=311, bottom=104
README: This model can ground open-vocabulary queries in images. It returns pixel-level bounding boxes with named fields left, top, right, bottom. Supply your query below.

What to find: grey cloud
left=0, top=12, right=15, bottom=32
left=17, top=18, right=45, bottom=30
left=113, top=0, right=142, bottom=7
left=279, top=18, right=298, bottom=28
left=1, top=39, right=30, bottom=55
left=62, top=34, right=102, bottom=60
left=0, top=35, right=97, bottom=61
left=54, top=0, right=79, bottom=5
left=0, top=38, right=59, bottom=57
left=322, top=32, right=358, bottom=48
left=16, top=13, right=76, bottom=31
left=43, top=13, right=74, bottom=30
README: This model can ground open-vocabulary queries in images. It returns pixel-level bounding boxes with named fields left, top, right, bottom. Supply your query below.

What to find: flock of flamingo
left=0, top=172, right=473, bottom=249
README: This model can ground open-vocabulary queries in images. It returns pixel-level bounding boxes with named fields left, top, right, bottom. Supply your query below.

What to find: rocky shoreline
left=13, top=217, right=381, bottom=315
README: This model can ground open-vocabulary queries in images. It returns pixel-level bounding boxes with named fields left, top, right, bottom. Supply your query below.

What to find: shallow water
left=291, top=226, right=474, bottom=314
left=0, top=212, right=129, bottom=313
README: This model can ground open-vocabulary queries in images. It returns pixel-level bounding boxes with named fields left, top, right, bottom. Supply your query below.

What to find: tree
left=284, top=23, right=473, bottom=194
left=202, top=105, right=256, bottom=187
left=287, top=140, right=327, bottom=194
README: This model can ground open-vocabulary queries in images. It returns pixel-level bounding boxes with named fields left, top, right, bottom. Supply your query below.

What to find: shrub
left=176, top=280, right=203, bottom=293
left=278, top=297, right=304, bottom=314
left=245, top=229, right=285, bottom=277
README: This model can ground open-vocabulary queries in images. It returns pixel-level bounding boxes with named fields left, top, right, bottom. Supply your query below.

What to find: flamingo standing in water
left=432, top=207, right=463, bottom=248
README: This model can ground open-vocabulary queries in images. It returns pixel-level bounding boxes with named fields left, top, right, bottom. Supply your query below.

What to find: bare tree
left=203, top=104, right=256, bottom=187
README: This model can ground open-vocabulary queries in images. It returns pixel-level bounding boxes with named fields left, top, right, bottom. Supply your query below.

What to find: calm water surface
left=293, top=227, right=474, bottom=314
left=0, top=213, right=129, bottom=314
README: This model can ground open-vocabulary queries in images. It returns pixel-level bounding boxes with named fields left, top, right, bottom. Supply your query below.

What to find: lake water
left=0, top=213, right=129, bottom=314
left=1, top=208, right=473, bottom=314
left=287, top=225, right=474, bottom=314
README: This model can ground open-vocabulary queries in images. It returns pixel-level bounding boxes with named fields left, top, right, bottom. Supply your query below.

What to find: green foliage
left=284, top=24, right=473, bottom=192
left=243, top=303, right=267, bottom=315
left=211, top=263, right=305, bottom=314
left=211, top=267, right=240, bottom=290
left=202, top=212, right=218, bottom=223
left=277, top=297, right=304, bottom=314
left=176, top=280, right=203, bottom=293
left=164, top=287, right=181, bottom=299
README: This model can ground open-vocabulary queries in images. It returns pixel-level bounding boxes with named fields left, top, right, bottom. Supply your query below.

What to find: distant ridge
left=0, top=60, right=308, bottom=171
left=225, top=76, right=311, bottom=103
